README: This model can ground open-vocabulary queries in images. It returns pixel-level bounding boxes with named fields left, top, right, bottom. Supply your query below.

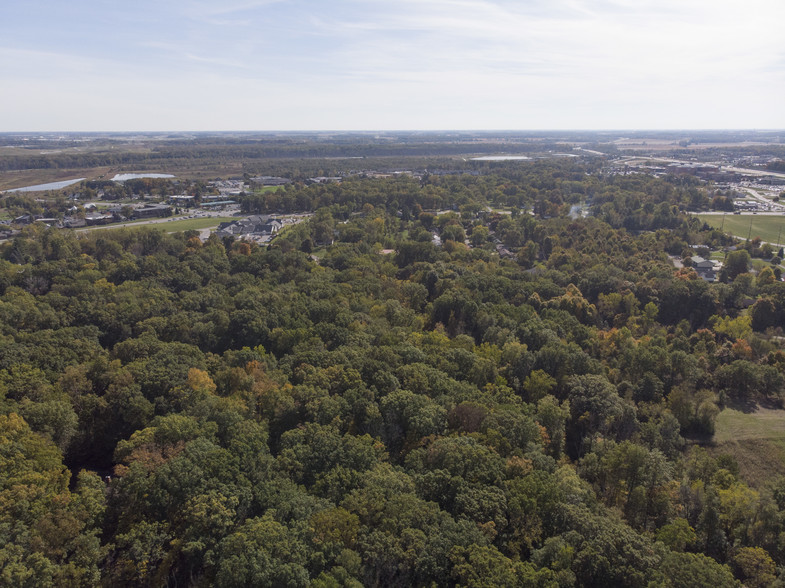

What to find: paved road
left=618, top=156, right=785, bottom=181
left=722, top=166, right=785, bottom=180
left=693, top=211, right=785, bottom=216
left=740, top=187, right=785, bottom=211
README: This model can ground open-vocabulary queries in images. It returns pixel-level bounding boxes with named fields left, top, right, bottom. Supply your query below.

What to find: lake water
left=471, top=155, right=531, bottom=161
left=112, top=173, right=175, bottom=181
left=5, top=178, right=85, bottom=192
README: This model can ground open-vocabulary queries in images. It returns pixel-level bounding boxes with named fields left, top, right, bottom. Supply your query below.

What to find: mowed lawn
left=715, top=407, right=785, bottom=442
left=710, top=406, right=785, bottom=487
left=82, top=216, right=236, bottom=233
left=158, top=216, right=236, bottom=232
left=700, top=214, right=785, bottom=245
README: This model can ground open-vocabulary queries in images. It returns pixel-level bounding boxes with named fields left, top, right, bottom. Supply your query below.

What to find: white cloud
left=2, top=0, right=784, bottom=130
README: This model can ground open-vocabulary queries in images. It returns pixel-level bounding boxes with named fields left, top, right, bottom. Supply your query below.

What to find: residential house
left=690, top=256, right=719, bottom=282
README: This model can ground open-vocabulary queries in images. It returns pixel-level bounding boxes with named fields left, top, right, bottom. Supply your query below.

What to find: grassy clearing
left=159, top=217, right=236, bottom=232
left=752, top=259, right=774, bottom=271
left=709, top=406, right=785, bottom=487
left=700, top=214, right=785, bottom=245
left=82, top=216, right=235, bottom=233
left=707, top=438, right=785, bottom=488
left=714, top=407, right=785, bottom=442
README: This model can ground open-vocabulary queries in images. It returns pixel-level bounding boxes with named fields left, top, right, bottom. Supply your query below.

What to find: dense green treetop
left=1, top=162, right=784, bottom=586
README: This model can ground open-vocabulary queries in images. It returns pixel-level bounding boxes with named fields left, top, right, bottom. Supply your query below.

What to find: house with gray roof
left=216, top=215, right=283, bottom=240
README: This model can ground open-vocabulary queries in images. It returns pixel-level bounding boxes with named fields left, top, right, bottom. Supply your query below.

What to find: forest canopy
left=2, top=160, right=785, bottom=586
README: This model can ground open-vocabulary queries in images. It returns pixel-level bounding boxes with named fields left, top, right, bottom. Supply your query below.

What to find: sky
left=2, top=0, right=784, bottom=131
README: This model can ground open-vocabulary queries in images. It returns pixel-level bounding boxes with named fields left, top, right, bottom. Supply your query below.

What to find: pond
left=5, top=178, right=85, bottom=192
left=111, top=173, right=175, bottom=181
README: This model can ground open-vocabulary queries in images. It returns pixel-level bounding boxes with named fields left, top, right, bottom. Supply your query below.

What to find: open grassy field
left=158, top=216, right=237, bottom=232
left=714, top=406, right=785, bottom=443
left=699, top=214, right=785, bottom=245
left=709, top=406, right=785, bottom=487
left=0, top=161, right=251, bottom=191
left=82, top=216, right=236, bottom=234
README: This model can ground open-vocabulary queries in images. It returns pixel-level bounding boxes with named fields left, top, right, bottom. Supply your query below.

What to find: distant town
left=2, top=131, right=784, bottom=250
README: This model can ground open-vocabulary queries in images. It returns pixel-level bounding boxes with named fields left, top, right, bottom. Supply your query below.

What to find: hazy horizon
left=3, top=0, right=784, bottom=132
left=3, top=129, right=784, bottom=137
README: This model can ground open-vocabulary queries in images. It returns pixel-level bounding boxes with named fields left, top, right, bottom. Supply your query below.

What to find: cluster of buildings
left=7, top=203, right=174, bottom=231
left=215, top=215, right=283, bottom=243
left=732, top=200, right=774, bottom=213
left=167, top=194, right=237, bottom=210
left=615, top=161, right=743, bottom=184
left=209, top=179, right=246, bottom=196
left=249, top=176, right=291, bottom=187
left=164, top=177, right=293, bottom=210
left=687, top=256, right=721, bottom=282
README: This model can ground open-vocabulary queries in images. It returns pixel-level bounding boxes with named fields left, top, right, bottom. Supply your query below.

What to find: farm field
left=0, top=167, right=116, bottom=191
left=700, top=213, right=785, bottom=245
